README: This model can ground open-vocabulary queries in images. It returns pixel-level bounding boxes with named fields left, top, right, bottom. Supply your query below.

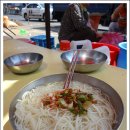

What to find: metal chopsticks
left=64, top=50, right=79, bottom=89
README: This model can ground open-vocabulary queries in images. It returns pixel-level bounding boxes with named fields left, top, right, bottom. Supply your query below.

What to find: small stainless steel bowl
left=4, top=52, right=43, bottom=74
left=61, top=49, right=107, bottom=72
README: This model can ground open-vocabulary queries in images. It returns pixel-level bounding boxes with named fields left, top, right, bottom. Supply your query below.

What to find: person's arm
left=111, top=4, right=122, bottom=21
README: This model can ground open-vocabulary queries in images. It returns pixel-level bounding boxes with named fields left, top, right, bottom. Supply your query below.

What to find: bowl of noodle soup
left=9, top=73, right=124, bottom=130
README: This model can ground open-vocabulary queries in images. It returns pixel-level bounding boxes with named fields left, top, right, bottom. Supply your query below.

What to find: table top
left=3, top=39, right=127, bottom=130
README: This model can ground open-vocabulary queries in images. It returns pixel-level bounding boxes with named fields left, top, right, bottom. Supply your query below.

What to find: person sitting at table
left=58, top=3, right=103, bottom=42
left=109, top=3, right=127, bottom=34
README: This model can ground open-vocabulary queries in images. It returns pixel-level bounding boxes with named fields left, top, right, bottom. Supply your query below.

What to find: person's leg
left=70, top=30, right=99, bottom=42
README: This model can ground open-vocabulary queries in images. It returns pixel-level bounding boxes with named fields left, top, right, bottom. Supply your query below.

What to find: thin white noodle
left=14, top=81, right=117, bottom=130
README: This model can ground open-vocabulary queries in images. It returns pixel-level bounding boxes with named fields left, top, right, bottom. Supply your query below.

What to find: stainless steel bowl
left=9, top=74, right=124, bottom=130
left=61, top=49, right=107, bottom=72
left=4, top=52, right=43, bottom=74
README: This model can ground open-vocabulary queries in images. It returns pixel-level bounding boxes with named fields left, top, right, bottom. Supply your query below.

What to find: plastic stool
left=30, top=35, right=55, bottom=48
